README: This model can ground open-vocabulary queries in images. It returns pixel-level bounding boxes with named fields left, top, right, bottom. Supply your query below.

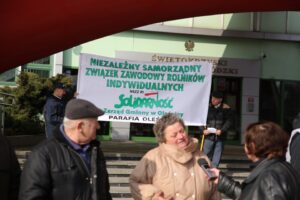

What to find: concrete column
left=111, top=122, right=130, bottom=141
left=241, top=78, right=260, bottom=143
left=52, top=52, right=63, bottom=76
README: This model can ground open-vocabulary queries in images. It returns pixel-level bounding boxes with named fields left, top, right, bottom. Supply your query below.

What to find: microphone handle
left=200, top=165, right=218, bottom=180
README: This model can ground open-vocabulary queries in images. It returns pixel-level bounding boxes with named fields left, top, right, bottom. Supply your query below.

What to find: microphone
left=197, top=158, right=218, bottom=180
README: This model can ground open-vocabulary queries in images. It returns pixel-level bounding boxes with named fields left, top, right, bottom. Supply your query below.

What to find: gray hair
left=63, top=117, right=95, bottom=130
left=153, top=113, right=185, bottom=143
left=63, top=117, right=78, bottom=129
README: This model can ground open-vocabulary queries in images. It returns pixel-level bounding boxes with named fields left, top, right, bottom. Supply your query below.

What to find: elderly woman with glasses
left=130, top=113, right=221, bottom=200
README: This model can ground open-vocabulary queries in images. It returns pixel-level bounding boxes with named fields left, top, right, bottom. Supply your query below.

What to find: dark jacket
left=43, top=95, right=66, bottom=137
left=19, top=127, right=112, bottom=200
left=217, top=157, right=300, bottom=200
left=201, top=103, right=233, bottom=140
left=0, top=135, right=21, bottom=200
left=287, top=129, right=300, bottom=174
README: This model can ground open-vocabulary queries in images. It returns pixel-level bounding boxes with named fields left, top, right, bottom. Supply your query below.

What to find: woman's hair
left=153, top=113, right=185, bottom=143
left=245, top=121, right=289, bottom=159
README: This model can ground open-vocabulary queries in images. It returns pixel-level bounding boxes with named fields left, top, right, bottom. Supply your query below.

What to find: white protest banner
left=77, top=53, right=212, bottom=125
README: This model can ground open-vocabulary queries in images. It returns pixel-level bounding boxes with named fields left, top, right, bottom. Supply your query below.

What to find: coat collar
left=244, top=157, right=282, bottom=184
left=52, top=124, right=100, bottom=148
left=159, top=137, right=198, bottom=164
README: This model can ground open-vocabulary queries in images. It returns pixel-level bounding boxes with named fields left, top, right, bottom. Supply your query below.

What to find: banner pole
left=200, top=127, right=206, bottom=151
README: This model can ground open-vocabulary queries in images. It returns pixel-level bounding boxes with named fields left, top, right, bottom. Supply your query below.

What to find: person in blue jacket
left=43, top=82, right=66, bottom=138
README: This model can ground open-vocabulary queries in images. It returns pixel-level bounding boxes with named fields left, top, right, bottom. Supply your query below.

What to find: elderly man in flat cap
left=20, top=99, right=112, bottom=200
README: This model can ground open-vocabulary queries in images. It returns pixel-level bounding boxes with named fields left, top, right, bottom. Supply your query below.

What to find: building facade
left=2, top=11, right=300, bottom=144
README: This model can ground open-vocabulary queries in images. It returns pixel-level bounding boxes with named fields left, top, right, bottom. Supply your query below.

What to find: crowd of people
left=1, top=89, right=300, bottom=200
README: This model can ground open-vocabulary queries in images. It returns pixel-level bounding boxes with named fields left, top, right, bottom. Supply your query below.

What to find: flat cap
left=54, top=82, right=65, bottom=89
left=65, top=98, right=105, bottom=120
left=211, top=91, right=223, bottom=98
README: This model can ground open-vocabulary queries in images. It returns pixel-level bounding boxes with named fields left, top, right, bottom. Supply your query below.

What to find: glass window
left=282, top=81, right=300, bottom=131
left=259, top=80, right=280, bottom=122
left=0, top=69, right=16, bottom=82
left=23, top=68, right=50, bottom=78
left=259, top=79, right=300, bottom=132
left=97, top=121, right=110, bottom=135
left=130, top=123, right=155, bottom=137
left=31, top=57, right=50, bottom=65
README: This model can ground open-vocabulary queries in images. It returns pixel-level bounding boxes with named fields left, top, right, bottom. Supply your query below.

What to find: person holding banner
left=19, top=99, right=112, bottom=200
left=43, top=82, right=66, bottom=138
left=130, top=113, right=221, bottom=200
left=201, top=91, right=233, bottom=167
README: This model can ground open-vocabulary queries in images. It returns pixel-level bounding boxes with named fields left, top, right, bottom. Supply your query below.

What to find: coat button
left=192, top=194, right=195, bottom=199
left=176, top=193, right=179, bottom=197
left=191, top=172, right=194, bottom=176
left=173, top=172, right=177, bottom=176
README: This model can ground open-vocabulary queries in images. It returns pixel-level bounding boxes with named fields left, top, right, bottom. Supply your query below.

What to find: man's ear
left=77, top=121, right=84, bottom=131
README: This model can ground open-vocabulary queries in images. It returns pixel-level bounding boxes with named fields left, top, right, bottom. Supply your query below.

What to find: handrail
left=0, top=103, right=14, bottom=107
left=0, top=91, right=15, bottom=97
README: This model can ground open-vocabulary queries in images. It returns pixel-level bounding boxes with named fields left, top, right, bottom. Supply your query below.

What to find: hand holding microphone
left=197, top=158, right=218, bottom=181
left=209, top=168, right=220, bottom=184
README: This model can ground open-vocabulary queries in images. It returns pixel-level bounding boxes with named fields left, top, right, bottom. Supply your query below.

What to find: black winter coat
left=43, top=95, right=66, bottom=137
left=201, top=103, right=233, bottom=140
left=218, top=157, right=300, bottom=200
left=19, top=128, right=112, bottom=200
left=0, top=135, right=21, bottom=200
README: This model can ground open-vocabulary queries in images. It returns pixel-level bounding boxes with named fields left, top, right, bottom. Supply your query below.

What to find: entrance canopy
left=1, top=0, right=300, bottom=72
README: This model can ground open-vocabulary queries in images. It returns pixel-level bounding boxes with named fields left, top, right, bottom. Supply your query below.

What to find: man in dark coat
left=201, top=91, right=233, bottom=167
left=20, top=99, right=112, bottom=200
left=0, top=135, right=21, bottom=200
left=43, top=82, right=66, bottom=138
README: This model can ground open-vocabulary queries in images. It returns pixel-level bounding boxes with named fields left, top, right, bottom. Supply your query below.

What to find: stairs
left=16, top=142, right=251, bottom=200
left=106, top=153, right=142, bottom=199
left=105, top=153, right=251, bottom=200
